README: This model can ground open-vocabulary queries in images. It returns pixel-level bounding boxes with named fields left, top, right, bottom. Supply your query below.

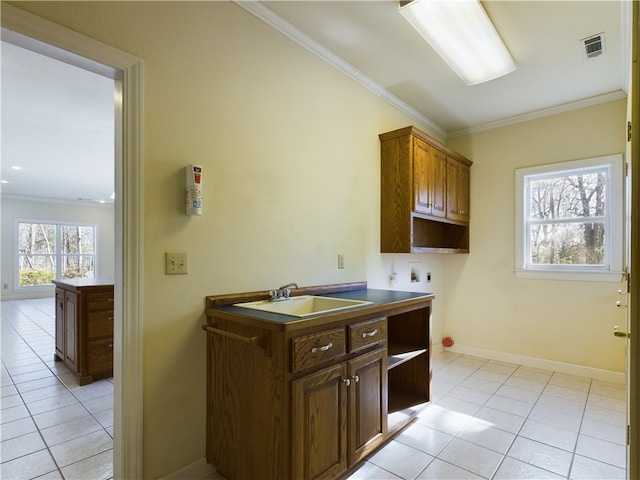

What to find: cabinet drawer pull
left=352, top=375, right=360, bottom=383
left=343, top=378, right=351, bottom=387
left=108, top=344, right=114, bottom=348
left=311, top=342, right=333, bottom=353
left=361, top=329, right=378, bottom=338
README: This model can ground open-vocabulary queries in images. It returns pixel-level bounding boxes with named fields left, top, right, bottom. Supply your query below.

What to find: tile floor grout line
left=2, top=300, right=114, bottom=480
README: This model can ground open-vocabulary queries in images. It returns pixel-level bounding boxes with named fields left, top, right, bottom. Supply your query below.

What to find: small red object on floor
left=442, top=336, right=454, bottom=347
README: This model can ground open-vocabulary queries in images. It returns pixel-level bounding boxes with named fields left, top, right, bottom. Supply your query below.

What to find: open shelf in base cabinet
left=386, top=305, right=431, bottom=434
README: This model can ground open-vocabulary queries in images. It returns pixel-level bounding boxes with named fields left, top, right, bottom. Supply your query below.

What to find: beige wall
left=7, top=2, right=444, bottom=477
left=6, top=2, right=629, bottom=477
left=445, top=99, right=628, bottom=373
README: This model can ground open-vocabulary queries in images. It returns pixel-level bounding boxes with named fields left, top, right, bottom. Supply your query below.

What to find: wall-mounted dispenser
left=186, top=164, right=202, bottom=216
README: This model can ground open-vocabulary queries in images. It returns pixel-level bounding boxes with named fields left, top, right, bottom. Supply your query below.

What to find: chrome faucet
left=269, top=283, right=299, bottom=302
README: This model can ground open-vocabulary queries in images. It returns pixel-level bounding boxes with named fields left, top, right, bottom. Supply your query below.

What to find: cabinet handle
left=108, top=317, right=114, bottom=321
left=343, top=378, right=351, bottom=387
left=108, top=344, right=114, bottom=348
left=361, top=329, right=378, bottom=338
left=352, top=375, right=360, bottom=383
left=311, top=342, right=333, bottom=353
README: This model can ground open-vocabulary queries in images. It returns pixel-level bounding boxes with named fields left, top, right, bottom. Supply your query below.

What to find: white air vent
left=582, top=33, right=605, bottom=59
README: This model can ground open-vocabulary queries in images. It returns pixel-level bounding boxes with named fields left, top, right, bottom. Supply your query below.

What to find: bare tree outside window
left=17, top=222, right=96, bottom=287
left=527, top=167, right=607, bottom=266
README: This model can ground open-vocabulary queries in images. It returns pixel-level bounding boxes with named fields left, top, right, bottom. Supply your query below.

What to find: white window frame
left=515, top=154, right=624, bottom=282
left=15, top=219, right=99, bottom=290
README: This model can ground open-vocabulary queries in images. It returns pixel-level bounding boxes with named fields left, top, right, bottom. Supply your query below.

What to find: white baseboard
left=161, top=458, right=217, bottom=480
left=446, top=343, right=625, bottom=385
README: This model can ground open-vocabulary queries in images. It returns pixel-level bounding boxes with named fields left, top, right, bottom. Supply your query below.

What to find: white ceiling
left=0, top=1, right=629, bottom=203
left=255, top=0, right=629, bottom=136
left=1, top=40, right=115, bottom=204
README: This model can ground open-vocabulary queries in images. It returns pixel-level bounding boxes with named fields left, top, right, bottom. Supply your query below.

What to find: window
left=515, top=154, right=624, bottom=282
left=16, top=221, right=98, bottom=288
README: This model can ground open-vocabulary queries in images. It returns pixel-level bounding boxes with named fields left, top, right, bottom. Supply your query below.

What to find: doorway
left=1, top=4, right=143, bottom=478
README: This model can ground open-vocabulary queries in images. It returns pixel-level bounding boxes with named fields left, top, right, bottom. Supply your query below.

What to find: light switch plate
left=166, top=252, right=188, bottom=275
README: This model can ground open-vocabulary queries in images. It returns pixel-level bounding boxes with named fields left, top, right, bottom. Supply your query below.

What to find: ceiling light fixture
left=399, top=0, right=516, bottom=86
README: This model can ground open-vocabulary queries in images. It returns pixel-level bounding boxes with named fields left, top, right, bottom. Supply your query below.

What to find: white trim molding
left=449, top=90, right=627, bottom=138
left=515, top=154, right=625, bottom=283
left=1, top=4, right=145, bottom=479
left=233, top=0, right=446, bottom=138
left=160, top=458, right=217, bottom=480
left=446, top=343, right=625, bottom=384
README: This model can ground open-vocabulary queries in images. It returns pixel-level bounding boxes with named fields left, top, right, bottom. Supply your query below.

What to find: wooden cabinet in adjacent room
left=380, top=125, right=473, bottom=253
left=53, top=279, right=114, bottom=385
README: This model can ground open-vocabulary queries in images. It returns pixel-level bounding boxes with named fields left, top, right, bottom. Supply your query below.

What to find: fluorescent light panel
left=399, top=0, right=516, bottom=86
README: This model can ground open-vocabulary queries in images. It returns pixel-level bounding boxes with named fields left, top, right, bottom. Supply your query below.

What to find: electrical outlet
left=426, top=272, right=432, bottom=283
left=166, top=252, right=188, bottom=275
left=338, top=253, right=344, bottom=269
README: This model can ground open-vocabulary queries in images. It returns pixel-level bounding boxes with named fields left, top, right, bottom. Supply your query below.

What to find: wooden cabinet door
left=292, top=363, right=348, bottom=480
left=447, top=158, right=470, bottom=223
left=64, top=291, right=79, bottom=371
left=55, top=288, right=65, bottom=360
left=413, top=138, right=446, bottom=218
left=413, top=138, right=432, bottom=214
left=430, top=148, right=447, bottom=218
left=348, top=347, right=387, bottom=465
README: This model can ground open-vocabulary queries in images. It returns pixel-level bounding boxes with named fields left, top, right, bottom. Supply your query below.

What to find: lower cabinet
left=292, top=347, right=387, bottom=480
left=54, top=279, right=114, bottom=385
left=292, top=362, right=348, bottom=480
left=204, top=287, right=433, bottom=480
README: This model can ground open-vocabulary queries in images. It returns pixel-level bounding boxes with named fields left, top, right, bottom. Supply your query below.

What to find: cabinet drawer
left=87, top=338, right=114, bottom=373
left=86, top=291, right=114, bottom=311
left=87, top=310, right=114, bottom=338
left=349, top=317, right=387, bottom=353
left=292, top=327, right=346, bottom=373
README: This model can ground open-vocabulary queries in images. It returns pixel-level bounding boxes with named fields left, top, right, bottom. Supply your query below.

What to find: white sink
left=233, top=295, right=372, bottom=318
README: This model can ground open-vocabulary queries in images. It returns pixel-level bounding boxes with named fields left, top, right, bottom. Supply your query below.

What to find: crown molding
left=233, top=1, right=446, bottom=138
left=447, top=90, right=627, bottom=138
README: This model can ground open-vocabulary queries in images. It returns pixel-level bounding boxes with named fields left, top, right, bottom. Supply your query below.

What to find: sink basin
left=233, top=295, right=372, bottom=318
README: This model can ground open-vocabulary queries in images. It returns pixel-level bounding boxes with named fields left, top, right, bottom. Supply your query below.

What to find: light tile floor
left=1, top=298, right=113, bottom=480
left=2, top=299, right=628, bottom=480
left=346, top=352, right=627, bottom=480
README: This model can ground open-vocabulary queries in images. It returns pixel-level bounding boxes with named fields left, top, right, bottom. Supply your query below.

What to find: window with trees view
left=17, top=221, right=97, bottom=287
left=515, top=154, right=624, bottom=282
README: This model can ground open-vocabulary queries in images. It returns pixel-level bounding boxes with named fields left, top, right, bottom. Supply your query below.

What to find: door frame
left=629, top=3, right=639, bottom=479
left=1, top=4, right=144, bottom=479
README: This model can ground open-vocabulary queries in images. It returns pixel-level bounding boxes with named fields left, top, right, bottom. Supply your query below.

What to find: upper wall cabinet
left=380, top=126, right=473, bottom=254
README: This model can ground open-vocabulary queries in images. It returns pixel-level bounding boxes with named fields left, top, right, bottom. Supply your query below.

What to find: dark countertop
left=211, top=288, right=434, bottom=325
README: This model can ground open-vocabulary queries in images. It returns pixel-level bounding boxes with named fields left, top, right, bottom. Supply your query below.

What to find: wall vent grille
left=582, top=33, right=605, bottom=58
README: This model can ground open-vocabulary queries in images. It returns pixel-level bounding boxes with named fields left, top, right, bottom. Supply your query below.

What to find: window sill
left=514, top=269, right=625, bottom=283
